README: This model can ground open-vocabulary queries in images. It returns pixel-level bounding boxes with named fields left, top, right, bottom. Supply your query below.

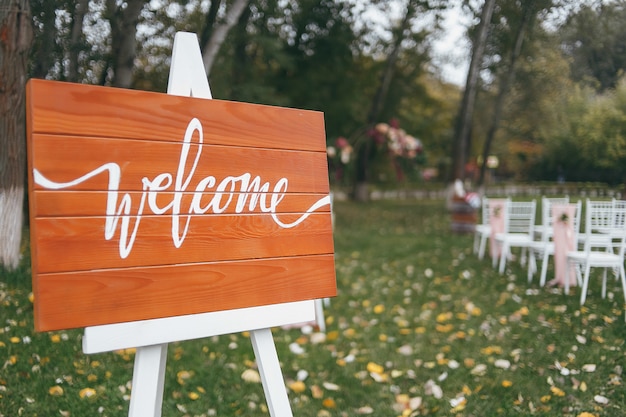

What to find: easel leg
left=128, top=343, right=168, bottom=417
left=315, top=299, right=326, bottom=332
left=250, top=328, right=294, bottom=417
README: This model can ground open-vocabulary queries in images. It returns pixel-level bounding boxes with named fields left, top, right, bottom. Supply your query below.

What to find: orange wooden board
left=27, top=80, right=324, bottom=151
left=33, top=214, right=333, bottom=273
left=29, top=134, right=330, bottom=192
left=35, top=255, right=336, bottom=331
left=33, top=191, right=330, bottom=217
left=26, top=79, right=336, bottom=331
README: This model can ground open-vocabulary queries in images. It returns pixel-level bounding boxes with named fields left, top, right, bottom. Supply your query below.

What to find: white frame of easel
left=81, top=32, right=317, bottom=417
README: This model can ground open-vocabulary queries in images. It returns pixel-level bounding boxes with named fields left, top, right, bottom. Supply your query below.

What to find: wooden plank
left=26, top=79, right=325, bottom=151
left=33, top=213, right=333, bottom=273
left=33, top=191, right=330, bottom=217
left=29, top=134, right=329, bottom=193
left=35, top=255, right=336, bottom=331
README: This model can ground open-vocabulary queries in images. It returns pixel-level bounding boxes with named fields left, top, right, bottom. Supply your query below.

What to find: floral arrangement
left=328, top=137, right=353, bottom=164
left=370, top=120, right=423, bottom=160
left=368, top=119, right=425, bottom=182
left=326, top=119, right=425, bottom=184
left=326, top=136, right=353, bottom=183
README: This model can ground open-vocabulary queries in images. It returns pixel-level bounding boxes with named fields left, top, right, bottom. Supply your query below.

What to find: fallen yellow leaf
left=367, top=362, right=384, bottom=374
left=436, top=323, right=454, bottom=333
left=79, top=388, right=96, bottom=399
left=177, top=370, right=193, bottom=385
left=311, top=385, right=324, bottom=399
left=288, top=380, right=306, bottom=393
left=322, top=398, right=336, bottom=408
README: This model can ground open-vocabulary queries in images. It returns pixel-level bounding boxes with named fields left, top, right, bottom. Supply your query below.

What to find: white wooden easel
left=82, top=32, right=316, bottom=417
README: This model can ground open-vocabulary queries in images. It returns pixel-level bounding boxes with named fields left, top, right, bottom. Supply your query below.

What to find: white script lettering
left=34, top=118, right=330, bottom=258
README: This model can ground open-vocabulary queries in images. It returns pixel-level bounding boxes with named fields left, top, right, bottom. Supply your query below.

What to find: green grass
left=2, top=199, right=626, bottom=416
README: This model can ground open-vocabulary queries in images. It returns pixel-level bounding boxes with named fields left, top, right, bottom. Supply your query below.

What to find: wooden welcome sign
left=26, top=79, right=336, bottom=332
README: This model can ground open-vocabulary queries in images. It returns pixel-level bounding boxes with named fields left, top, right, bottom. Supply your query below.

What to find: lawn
left=1, top=199, right=625, bottom=416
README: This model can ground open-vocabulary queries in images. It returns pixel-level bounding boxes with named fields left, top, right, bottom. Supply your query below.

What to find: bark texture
left=452, top=0, right=496, bottom=180
left=478, top=3, right=532, bottom=185
left=0, top=0, right=33, bottom=270
left=68, top=0, right=89, bottom=82
left=201, top=0, right=249, bottom=76
left=106, top=0, right=146, bottom=88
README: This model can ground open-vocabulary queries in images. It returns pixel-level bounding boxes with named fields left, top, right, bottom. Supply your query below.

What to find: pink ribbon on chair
left=551, top=204, right=577, bottom=287
left=489, top=199, right=506, bottom=259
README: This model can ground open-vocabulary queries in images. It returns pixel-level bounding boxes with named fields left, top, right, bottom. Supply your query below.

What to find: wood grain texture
left=35, top=255, right=335, bottom=331
left=33, top=214, right=333, bottom=273
left=26, top=79, right=336, bottom=331
left=29, top=134, right=330, bottom=192
left=33, top=191, right=330, bottom=217
left=27, top=79, right=325, bottom=151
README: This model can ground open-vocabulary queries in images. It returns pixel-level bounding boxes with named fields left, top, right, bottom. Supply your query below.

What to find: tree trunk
left=29, top=0, right=55, bottom=79
left=354, top=2, right=416, bottom=202
left=199, top=0, right=221, bottom=52
left=106, top=0, right=146, bottom=88
left=478, top=3, right=532, bottom=185
left=452, top=0, right=496, bottom=181
left=0, top=0, right=33, bottom=271
left=68, top=0, right=89, bottom=82
left=231, top=4, right=251, bottom=97
left=201, top=0, right=249, bottom=76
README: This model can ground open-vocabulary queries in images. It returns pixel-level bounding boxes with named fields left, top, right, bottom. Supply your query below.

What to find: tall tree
left=68, top=0, right=89, bottom=82
left=451, top=0, right=496, bottom=181
left=478, top=0, right=533, bottom=184
left=353, top=1, right=421, bottom=201
left=0, top=0, right=33, bottom=270
left=351, top=0, right=446, bottom=200
left=477, top=0, right=559, bottom=184
left=200, top=0, right=250, bottom=76
left=105, top=0, right=147, bottom=87
left=29, top=0, right=58, bottom=78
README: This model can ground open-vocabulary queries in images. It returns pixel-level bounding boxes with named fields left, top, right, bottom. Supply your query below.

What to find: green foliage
left=560, top=1, right=626, bottom=92
left=532, top=78, right=626, bottom=184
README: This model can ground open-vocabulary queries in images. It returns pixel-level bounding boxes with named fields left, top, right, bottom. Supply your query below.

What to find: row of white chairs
left=473, top=197, right=626, bottom=312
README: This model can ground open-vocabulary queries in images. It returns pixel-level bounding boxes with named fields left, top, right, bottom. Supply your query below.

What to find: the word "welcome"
left=34, top=118, right=330, bottom=259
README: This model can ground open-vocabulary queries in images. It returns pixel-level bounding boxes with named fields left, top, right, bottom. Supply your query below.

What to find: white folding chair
left=527, top=200, right=581, bottom=286
left=534, top=196, right=569, bottom=240
left=494, top=200, right=537, bottom=274
left=576, top=199, right=614, bottom=253
left=611, top=199, right=626, bottom=239
left=473, top=196, right=491, bottom=260
left=566, top=200, right=626, bottom=307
